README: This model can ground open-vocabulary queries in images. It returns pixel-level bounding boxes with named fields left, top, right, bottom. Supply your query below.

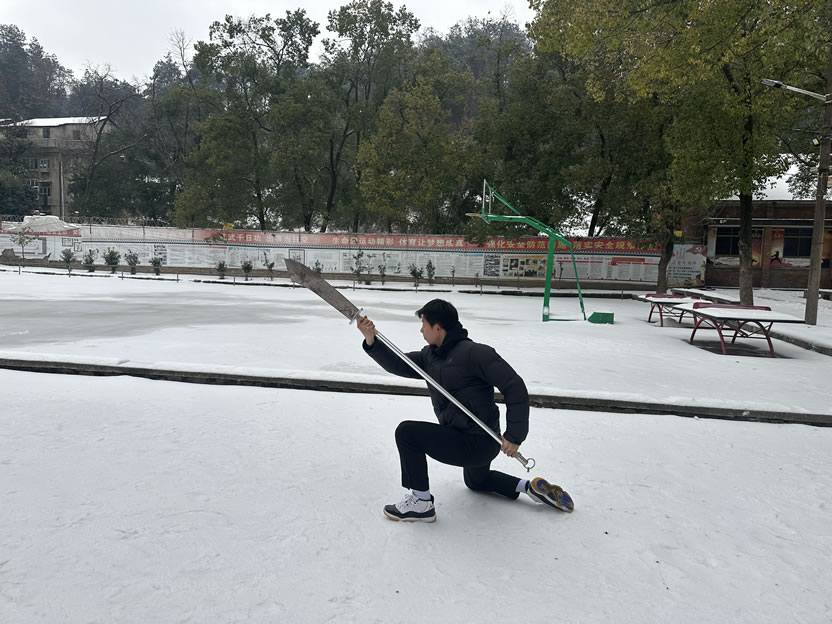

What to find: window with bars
left=783, top=228, right=813, bottom=257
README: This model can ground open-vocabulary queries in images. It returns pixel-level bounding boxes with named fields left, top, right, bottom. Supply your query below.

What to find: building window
left=72, top=128, right=81, bottom=140
left=42, top=128, right=50, bottom=138
left=39, top=182, right=51, bottom=197
left=714, top=227, right=764, bottom=256
left=783, top=228, right=813, bottom=257
left=26, top=158, right=38, bottom=170
left=39, top=158, right=49, bottom=171
left=714, top=227, right=740, bottom=255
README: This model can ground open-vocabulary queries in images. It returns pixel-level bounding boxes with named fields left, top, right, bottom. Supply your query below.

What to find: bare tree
left=10, top=228, right=36, bottom=259
left=73, top=67, right=149, bottom=216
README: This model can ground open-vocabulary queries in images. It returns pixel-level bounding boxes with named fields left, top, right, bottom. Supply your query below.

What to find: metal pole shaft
left=374, top=331, right=534, bottom=472
left=805, top=59, right=832, bottom=324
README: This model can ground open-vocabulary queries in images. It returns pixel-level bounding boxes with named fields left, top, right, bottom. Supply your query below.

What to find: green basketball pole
left=471, top=181, right=587, bottom=322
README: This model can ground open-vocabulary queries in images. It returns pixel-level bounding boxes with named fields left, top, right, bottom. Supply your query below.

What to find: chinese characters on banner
left=197, top=230, right=663, bottom=255
left=667, top=245, right=707, bottom=287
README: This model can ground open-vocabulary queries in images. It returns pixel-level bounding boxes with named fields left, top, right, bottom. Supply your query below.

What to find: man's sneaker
left=383, top=492, right=436, bottom=522
left=526, top=477, right=574, bottom=512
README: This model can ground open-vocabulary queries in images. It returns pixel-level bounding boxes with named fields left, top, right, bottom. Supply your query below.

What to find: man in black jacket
left=357, top=298, right=573, bottom=522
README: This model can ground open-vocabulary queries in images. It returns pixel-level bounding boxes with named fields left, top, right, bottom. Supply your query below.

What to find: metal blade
left=284, top=258, right=362, bottom=322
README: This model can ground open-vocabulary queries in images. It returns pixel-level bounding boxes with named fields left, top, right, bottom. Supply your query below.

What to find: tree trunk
left=322, top=127, right=351, bottom=233
left=293, top=170, right=313, bottom=232
left=587, top=173, right=612, bottom=237
left=251, top=130, right=267, bottom=230
left=737, top=191, right=754, bottom=305
left=656, top=235, right=674, bottom=293
left=304, top=215, right=312, bottom=232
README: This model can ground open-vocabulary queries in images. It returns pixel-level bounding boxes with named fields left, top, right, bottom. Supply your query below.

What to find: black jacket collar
left=433, top=324, right=469, bottom=359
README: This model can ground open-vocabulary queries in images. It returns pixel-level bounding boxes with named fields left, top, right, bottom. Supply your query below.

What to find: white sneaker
left=383, top=492, right=436, bottom=522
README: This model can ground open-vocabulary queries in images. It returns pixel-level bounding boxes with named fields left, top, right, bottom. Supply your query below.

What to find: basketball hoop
left=466, top=179, right=590, bottom=322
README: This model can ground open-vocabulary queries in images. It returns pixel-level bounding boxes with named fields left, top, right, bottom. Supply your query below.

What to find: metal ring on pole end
left=524, top=457, right=536, bottom=472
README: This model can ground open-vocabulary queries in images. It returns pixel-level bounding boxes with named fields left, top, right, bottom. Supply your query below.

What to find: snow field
left=1, top=371, right=830, bottom=623
left=1, top=269, right=831, bottom=622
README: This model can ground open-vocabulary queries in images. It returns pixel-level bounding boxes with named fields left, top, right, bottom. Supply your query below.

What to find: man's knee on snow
left=463, top=470, right=490, bottom=491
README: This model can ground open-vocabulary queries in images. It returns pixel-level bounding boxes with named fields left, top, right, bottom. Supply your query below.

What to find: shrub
left=241, top=259, right=253, bottom=280
left=409, top=264, right=423, bottom=289
left=364, top=256, right=373, bottom=285
left=103, top=248, right=121, bottom=273
left=377, top=261, right=387, bottom=285
left=124, top=250, right=139, bottom=275
left=351, top=249, right=365, bottom=284
left=426, top=259, right=435, bottom=286
left=150, top=256, right=162, bottom=275
left=264, top=257, right=275, bottom=280
left=82, top=249, right=97, bottom=272
left=60, top=248, right=75, bottom=274
left=216, top=261, right=227, bottom=279
left=313, top=259, right=323, bottom=274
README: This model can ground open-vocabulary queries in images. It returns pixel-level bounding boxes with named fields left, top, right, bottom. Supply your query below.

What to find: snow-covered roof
left=6, top=215, right=79, bottom=233
left=17, top=117, right=104, bottom=127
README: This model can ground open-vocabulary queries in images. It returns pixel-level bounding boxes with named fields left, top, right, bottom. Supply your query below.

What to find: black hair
left=416, top=299, right=459, bottom=330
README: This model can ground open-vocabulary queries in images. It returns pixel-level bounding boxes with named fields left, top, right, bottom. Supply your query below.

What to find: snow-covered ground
left=1, top=268, right=831, bottom=623
left=2, top=267, right=831, bottom=415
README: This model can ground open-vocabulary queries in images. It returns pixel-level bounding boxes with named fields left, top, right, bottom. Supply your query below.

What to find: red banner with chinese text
left=196, top=230, right=661, bottom=254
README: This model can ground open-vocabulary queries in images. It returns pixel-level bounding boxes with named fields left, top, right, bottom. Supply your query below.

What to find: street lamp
left=761, top=78, right=828, bottom=102
left=762, top=78, right=832, bottom=325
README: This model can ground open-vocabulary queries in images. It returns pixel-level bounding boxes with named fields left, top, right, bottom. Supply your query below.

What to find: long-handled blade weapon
left=285, top=258, right=534, bottom=471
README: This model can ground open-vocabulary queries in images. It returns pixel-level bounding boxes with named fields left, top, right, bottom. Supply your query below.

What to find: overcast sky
left=4, top=0, right=535, bottom=82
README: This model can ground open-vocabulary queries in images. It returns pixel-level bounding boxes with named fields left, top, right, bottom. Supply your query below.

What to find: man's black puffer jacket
left=363, top=324, right=529, bottom=444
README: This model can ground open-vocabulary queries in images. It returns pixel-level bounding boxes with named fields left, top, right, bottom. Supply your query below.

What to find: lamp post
left=762, top=77, right=832, bottom=325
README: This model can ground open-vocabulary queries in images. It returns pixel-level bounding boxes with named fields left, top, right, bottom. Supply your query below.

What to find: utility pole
left=762, top=47, right=832, bottom=324
left=805, top=53, right=832, bottom=325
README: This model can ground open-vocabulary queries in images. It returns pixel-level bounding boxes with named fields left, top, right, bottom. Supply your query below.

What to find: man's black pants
left=395, top=420, right=521, bottom=499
